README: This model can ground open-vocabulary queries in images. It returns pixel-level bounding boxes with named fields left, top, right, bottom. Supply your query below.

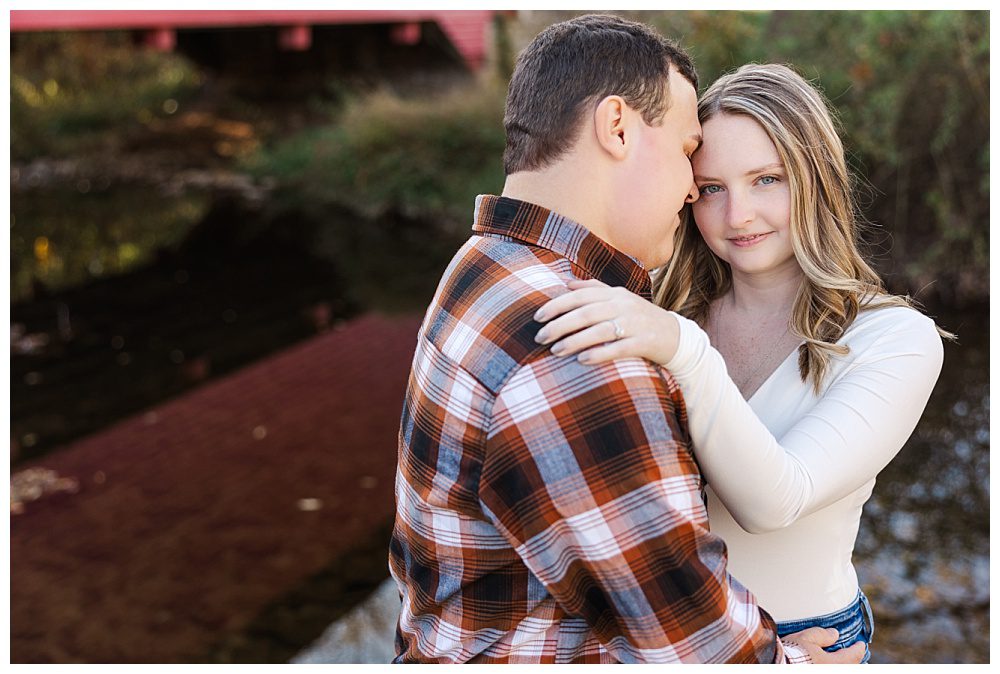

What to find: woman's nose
left=726, top=192, right=754, bottom=228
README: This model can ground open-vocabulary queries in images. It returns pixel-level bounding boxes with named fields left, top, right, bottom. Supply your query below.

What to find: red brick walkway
left=10, top=312, right=423, bottom=663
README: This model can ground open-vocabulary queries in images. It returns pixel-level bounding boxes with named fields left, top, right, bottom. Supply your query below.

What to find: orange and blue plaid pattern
left=388, top=195, right=806, bottom=663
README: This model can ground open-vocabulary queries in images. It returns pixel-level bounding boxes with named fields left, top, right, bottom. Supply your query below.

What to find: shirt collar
left=471, top=195, right=652, bottom=299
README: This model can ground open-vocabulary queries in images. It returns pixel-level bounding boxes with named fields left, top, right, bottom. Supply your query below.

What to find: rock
left=290, top=577, right=399, bottom=664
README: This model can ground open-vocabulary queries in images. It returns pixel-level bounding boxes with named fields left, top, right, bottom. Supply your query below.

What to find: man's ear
left=593, top=95, right=629, bottom=160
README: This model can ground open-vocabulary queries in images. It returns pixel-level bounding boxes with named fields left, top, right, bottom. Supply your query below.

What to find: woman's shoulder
left=843, top=299, right=943, bottom=359
left=853, top=299, right=935, bottom=329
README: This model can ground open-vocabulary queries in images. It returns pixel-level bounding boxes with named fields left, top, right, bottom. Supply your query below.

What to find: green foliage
left=245, top=84, right=507, bottom=231
left=10, top=32, right=201, bottom=160
left=249, top=11, right=988, bottom=302
left=652, top=10, right=989, bottom=302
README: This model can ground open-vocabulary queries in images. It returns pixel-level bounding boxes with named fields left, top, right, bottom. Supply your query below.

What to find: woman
left=533, top=63, right=947, bottom=663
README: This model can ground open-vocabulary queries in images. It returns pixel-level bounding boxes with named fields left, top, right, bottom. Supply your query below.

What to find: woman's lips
left=729, top=232, right=772, bottom=248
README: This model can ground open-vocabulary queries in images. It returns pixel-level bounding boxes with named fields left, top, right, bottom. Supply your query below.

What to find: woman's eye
left=759, top=175, right=779, bottom=185
left=699, top=184, right=722, bottom=195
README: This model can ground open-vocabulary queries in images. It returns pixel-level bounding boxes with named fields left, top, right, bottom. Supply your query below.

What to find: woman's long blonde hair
left=654, top=63, right=924, bottom=392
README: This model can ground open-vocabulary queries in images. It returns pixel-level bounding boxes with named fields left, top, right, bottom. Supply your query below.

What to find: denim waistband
left=774, top=589, right=875, bottom=663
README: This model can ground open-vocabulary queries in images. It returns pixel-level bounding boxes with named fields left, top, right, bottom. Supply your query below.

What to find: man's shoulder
left=421, top=235, right=577, bottom=394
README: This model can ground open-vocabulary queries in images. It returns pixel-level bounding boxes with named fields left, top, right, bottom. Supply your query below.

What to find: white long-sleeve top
left=664, top=304, right=944, bottom=621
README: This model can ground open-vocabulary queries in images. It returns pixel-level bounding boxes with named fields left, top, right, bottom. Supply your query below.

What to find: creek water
left=10, top=186, right=989, bottom=663
left=853, top=302, right=989, bottom=663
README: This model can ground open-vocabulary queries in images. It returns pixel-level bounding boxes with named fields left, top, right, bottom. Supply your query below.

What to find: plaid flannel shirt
left=388, top=195, right=809, bottom=663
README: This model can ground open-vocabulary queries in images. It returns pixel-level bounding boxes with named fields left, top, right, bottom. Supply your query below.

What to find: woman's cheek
left=692, top=207, right=728, bottom=260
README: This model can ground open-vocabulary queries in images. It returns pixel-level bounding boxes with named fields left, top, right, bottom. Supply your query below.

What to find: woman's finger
left=576, top=338, right=640, bottom=365
left=539, top=303, right=617, bottom=346
left=784, top=627, right=839, bottom=647
left=549, top=321, right=620, bottom=357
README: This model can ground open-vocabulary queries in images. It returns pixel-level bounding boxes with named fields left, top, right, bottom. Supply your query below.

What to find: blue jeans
left=775, top=590, right=875, bottom=664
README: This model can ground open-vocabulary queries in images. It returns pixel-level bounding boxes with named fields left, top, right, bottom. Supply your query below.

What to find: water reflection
left=11, top=186, right=210, bottom=302
left=854, top=307, right=989, bottom=663
left=10, top=191, right=357, bottom=462
left=306, top=205, right=466, bottom=313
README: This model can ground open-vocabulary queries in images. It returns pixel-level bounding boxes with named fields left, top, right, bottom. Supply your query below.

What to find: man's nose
left=684, top=181, right=699, bottom=204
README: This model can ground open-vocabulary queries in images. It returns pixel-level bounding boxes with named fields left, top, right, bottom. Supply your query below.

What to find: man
left=389, top=14, right=864, bottom=664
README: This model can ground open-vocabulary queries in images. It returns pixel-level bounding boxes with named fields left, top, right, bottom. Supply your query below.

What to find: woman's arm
left=665, top=308, right=943, bottom=532
left=536, top=282, right=944, bottom=533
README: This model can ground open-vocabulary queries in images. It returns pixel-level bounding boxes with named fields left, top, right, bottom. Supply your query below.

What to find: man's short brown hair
left=503, top=14, right=698, bottom=176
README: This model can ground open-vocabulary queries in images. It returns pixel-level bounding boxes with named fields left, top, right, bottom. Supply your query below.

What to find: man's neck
left=501, top=161, right=611, bottom=243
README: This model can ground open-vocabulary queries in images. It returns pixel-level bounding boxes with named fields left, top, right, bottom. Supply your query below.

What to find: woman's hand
left=533, top=279, right=680, bottom=366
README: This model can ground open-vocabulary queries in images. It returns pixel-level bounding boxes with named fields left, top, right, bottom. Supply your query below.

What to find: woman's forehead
left=693, top=114, right=781, bottom=170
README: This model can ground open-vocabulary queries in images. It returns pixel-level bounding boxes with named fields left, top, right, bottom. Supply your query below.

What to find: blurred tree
left=646, top=10, right=988, bottom=303
left=10, top=31, right=201, bottom=160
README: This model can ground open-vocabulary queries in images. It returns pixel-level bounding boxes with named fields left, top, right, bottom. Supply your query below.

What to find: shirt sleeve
left=478, top=352, right=806, bottom=663
left=664, top=308, right=944, bottom=534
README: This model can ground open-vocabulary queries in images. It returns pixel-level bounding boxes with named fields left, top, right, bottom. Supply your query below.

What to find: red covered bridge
left=9, top=10, right=498, bottom=71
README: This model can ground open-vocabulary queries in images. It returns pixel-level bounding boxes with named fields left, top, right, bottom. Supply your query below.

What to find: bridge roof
left=10, top=10, right=497, bottom=69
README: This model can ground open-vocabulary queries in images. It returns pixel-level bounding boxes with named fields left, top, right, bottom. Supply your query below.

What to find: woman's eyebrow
left=694, top=162, right=785, bottom=183
left=744, top=162, right=784, bottom=176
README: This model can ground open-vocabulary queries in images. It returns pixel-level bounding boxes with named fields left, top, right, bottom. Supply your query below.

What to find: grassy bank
left=244, top=84, right=507, bottom=233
